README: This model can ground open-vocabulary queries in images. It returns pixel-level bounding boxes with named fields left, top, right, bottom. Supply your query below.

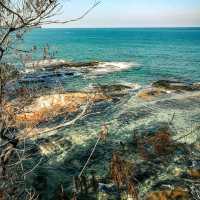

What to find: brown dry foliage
left=138, top=130, right=173, bottom=160
left=110, top=153, right=139, bottom=199
left=146, top=187, right=190, bottom=200
left=148, top=131, right=172, bottom=155
left=187, top=169, right=200, bottom=179
left=127, top=180, right=139, bottom=200
left=111, top=152, right=133, bottom=187
left=0, top=190, right=5, bottom=200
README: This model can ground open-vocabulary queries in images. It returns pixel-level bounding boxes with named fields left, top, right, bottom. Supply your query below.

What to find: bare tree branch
left=44, top=0, right=101, bottom=24
left=38, top=99, right=91, bottom=134
left=0, top=1, right=101, bottom=199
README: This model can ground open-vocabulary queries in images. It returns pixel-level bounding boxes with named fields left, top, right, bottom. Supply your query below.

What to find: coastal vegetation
left=0, top=1, right=200, bottom=200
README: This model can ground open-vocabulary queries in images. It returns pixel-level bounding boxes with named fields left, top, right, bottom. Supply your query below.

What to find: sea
left=10, top=28, right=200, bottom=198
left=19, top=27, right=200, bottom=85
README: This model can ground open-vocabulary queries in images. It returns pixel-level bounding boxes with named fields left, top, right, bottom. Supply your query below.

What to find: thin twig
left=79, top=136, right=101, bottom=178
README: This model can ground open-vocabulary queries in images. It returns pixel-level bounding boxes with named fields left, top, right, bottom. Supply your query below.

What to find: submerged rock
left=155, top=92, right=200, bottom=111
left=93, top=84, right=132, bottom=92
left=98, top=183, right=120, bottom=198
left=118, top=107, right=151, bottom=124
left=19, top=71, right=75, bottom=84
left=134, top=122, right=172, bottom=140
left=39, top=138, right=72, bottom=155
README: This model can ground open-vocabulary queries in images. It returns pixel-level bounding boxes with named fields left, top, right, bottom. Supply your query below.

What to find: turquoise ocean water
left=20, top=28, right=200, bottom=87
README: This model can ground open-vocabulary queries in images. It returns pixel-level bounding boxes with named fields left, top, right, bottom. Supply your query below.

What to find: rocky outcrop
left=24, top=59, right=138, bottom=76
left=15, top=92, right=110, bottom=124
left=25, top=59, right=99, bottom=70
left=8, top=82, right=141, bottom=126
left=137, top=88, right=169, bottom=101
left=64, top=61, right=99, bottom=68
left=137, top=80, right=200, bottom=101
left=152, top=80, right=200, bottom=91
left=92, top=83, right=141, bottom=97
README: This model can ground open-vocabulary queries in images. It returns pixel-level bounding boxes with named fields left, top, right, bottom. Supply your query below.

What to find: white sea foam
left=118, top=81, right=142, bottom=91
left=22, top=68, right=36, bottom=73
left=22, top=59, right=69, bottom=73
left=25, top=59, right=67, bottom=69
left=90, top=61, right=139, bottom=75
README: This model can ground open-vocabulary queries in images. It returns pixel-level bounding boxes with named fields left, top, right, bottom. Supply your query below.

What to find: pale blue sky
left=47, top=0, right=200, bottom=27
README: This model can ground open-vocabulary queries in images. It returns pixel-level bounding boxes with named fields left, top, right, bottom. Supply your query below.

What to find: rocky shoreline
left=3, top=60, right=200, bottom=200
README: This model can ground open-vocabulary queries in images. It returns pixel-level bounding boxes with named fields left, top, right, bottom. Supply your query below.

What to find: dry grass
left=110, top=152, right=139, bottom=199
left=110, top=152, right=133, bottom=187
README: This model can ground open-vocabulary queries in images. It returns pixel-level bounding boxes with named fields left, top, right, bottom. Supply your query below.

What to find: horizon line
left=42, top=26, right=200, bottom=29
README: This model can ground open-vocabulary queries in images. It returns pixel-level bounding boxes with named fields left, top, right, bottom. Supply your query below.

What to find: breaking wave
left=90, top=61, right=140, bottom=75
